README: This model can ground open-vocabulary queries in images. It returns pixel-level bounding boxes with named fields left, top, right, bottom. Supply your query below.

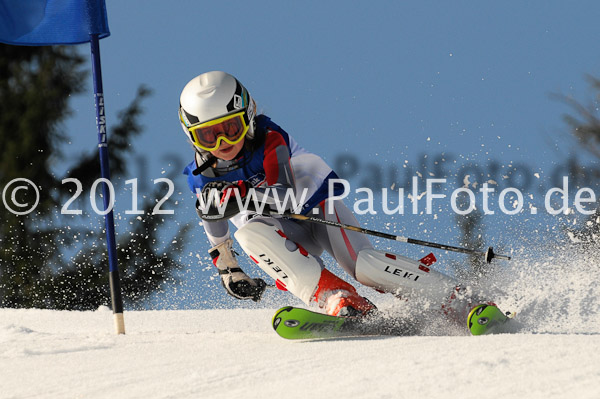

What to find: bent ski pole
left=280, top=213, right=511, bottom=263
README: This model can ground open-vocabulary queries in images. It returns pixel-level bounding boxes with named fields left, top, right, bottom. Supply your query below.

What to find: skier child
left=179, top=71, right=496, bottom=326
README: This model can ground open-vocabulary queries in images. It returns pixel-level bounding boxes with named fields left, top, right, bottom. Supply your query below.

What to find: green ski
left=271, top=306, right=417, bottom=340
left=272, top=304, right=517, bottom=339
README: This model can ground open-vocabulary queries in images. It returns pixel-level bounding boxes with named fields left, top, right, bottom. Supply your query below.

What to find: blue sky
left=58, top=1, right=600, bottom=307
left=64, top=1, right=600, bottom=173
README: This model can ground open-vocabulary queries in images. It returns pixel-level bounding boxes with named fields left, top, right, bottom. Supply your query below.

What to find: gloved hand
left=219, top=180, right=251, bottom=204
left=219, top=269, right=267, bottom=302
left=209, top=238, right=266, bottom=302
left=197, top=181, right=246, bottom=221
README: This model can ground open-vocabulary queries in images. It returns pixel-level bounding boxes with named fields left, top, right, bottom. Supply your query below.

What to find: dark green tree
left=561, top=76, right=600, bottom=159
left=0, top=44, right=190, bottom=310
left=558, top=75, right=600, bottom=245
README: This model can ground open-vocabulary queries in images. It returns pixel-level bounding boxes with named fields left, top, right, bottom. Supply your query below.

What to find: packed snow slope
left=2, top=249, right=600, bottom=399
left=1, top=306, right=599, bottom=399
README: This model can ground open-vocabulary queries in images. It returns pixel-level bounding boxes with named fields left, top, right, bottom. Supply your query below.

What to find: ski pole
left=280, top=212, right=511, bottom=263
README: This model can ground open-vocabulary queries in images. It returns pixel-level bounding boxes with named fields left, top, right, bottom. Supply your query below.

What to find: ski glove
left=209, top=238, right=266, bottom=302
left=219, top=180, right=251, bottom=204
left=197, top=181, right=246, bottom=221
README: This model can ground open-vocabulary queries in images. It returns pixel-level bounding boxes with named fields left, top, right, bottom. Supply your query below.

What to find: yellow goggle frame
left=181, top=110, right=249, bottom=152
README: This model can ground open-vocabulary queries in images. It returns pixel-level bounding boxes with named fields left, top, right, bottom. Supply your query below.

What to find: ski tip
left=273, top=306, right=294, bottom=317
left=467, top=304, right=510, bottom=336
left=272, top=306, right=294, bottom=331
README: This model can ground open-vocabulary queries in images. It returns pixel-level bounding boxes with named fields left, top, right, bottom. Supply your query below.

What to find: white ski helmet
left=179, top=71, right=256, bottom=152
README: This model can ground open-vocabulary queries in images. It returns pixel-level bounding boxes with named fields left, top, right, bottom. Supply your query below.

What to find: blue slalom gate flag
left=0, top=0, right=109, bottom=45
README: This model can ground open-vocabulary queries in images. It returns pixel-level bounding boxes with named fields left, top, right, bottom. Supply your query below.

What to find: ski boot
left=313, top=269, right=376, bottom=317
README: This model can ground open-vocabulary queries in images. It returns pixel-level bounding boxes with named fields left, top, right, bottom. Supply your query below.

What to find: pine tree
left=558, top=75, right=600, bottom=245
left=0, top=44, right=189, bottom=310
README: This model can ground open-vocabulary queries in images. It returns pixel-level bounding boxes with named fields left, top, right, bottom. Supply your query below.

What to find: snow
left=1, top=306, right=599, bottom=399
left=2, top=245, right=599, bottom=398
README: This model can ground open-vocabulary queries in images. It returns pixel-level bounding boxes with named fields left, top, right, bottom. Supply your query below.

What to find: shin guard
left=355, top=249, right=458, bottom=305
left=234, top=222, right=321, bottom=304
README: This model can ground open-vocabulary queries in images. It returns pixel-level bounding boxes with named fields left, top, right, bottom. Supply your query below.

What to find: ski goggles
left=181, top=110, right=250, bottom=151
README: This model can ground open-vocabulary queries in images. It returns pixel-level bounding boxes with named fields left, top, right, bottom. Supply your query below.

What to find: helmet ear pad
left=246, top=116, right=256, bottom=140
